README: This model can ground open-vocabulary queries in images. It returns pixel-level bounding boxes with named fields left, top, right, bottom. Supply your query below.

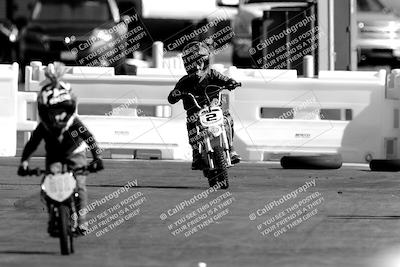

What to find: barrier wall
left=229, top=69, right=396, bottom=161
left=0, top=63, right=19, bottom=156
left=25, top=62, right=190, bottom=160
left=0, top=63, right=39, bottom=157
left=9, top=62, right=400, bottom=162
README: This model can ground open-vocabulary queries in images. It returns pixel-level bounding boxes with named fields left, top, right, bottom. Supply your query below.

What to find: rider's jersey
left=168, top=69, right=237, bottom=116
left=21, top=116, right=102, bottom=164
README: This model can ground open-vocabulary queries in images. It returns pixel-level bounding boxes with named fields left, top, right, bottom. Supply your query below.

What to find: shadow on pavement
left=328, top=215, right=400, bottom=220
left=88, top=184, right=205, bottom=190
left=0, top=250, right=58, bottom=255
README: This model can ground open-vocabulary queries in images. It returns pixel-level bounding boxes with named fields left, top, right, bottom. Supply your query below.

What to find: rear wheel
left=58, top=204, right=73, bottom=255
left=207, top=146, right=229, bottom=189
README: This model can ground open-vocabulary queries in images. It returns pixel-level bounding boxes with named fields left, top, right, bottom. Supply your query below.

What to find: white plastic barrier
left=25, top=63, right=189, bottom=160
left=228, top=68, right=399, bottom=162
left=72, top=76, right=188, bottom=159
left=0, top=63, right=19, bottom=156
left=19, top=62, right=400, bottom=163
left=17, top=91, right=37, bottom=132
left=136, top=67, right=186, bottom=77
left=0, top=63, right=37, bottom=156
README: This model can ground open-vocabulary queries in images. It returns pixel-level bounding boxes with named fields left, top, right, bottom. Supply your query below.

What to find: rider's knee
left=75, top=175, right=87, bottom=192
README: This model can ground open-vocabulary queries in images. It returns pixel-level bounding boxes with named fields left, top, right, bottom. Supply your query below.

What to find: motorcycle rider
left=168, top=41, right=241, bottom=170
left=17, top=62, right=104, bottom=235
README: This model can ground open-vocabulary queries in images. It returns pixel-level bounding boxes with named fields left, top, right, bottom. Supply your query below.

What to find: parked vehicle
left=356, top=0, right=400, bottom=63
left=19, top=0, right=128, bottom=72
left=0, top=19, right=18, bottom=63
left=231, top=0, right=309, bottom=67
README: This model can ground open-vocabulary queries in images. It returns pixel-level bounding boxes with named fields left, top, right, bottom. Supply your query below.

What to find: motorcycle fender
left=42, top=173, right=76, bottom=203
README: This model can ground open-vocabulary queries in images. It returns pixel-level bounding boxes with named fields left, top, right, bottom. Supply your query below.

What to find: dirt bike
left=27, top=165, right=95, bottom=255
left=185, top=82, right=241, bottom=189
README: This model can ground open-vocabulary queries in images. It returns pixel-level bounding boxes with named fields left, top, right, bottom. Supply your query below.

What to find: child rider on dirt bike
left=17, top=63, right=104, bottom=235
left=168, top=41, right=241, bottom=170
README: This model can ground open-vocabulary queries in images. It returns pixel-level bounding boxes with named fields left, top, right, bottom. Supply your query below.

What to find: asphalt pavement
left=0, top=158, right=399, bottom=267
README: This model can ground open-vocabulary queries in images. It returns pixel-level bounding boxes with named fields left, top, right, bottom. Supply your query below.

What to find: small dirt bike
left=27, top=165, right=95, bottom=255
left=185, top=82, right=241, bottom=189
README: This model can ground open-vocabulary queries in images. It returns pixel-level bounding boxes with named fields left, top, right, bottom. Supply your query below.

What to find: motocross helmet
left=37, top=63, right=76, bottom=131
left=182, top=41, right=210, bottom=75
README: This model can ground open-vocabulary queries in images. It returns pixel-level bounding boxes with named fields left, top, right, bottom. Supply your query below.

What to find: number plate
left=199, top=108, right=223, bottom=127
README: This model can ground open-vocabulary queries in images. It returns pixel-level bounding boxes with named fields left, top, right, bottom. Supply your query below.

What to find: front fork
left=70, top=193, right=79, bottom=230
left=199, top=124, right=232, bottom=170
left=221, top=125, right=232, bottom=166
left=44, top=192, right=79, bottom=231
left=199, top=136, right=215, bottom=169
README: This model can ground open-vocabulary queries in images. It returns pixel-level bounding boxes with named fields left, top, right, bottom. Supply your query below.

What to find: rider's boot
left=191, top=150, right=203, bottom=170
left=229, top=147, right=241, bottom=164
left=74, top=177, right=88, bottom=237
left=74, top=222, right=88, bottom=236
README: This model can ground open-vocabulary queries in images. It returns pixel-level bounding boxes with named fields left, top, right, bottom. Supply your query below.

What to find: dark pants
left=186, top=110, right=235, bottom=153
left=45, top=152, right=88, bottom=226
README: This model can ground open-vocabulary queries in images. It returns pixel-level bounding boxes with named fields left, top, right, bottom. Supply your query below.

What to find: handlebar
left=186, top=93, right=202, bottom=109
left=26, top=168, right=45, bottom=176
left=183, top=82, right=242, bottom=109
left=24, top=166, right=96, bottom=176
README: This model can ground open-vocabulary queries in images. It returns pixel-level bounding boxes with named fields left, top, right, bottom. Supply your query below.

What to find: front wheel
left=58, top=204, right=73, bottom=255
left=207, top=146, right=229, bottom=189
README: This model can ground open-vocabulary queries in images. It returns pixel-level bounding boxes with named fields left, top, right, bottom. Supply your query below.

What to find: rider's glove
left=171, top=89, right=183, bottom=99
left=172, top=89, right=189, bottom=99
left=226, top=81, right=241, bottom=91
left=17, top=161, right=29, bottom=176
left=89, top=158, right=104, bottom=172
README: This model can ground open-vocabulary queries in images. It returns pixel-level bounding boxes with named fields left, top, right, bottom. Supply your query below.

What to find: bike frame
left=41, top=170, right=79, bottom=232
left=28, top=164, right=94, bottom=254
left=187, top=86, right=233, bottom=170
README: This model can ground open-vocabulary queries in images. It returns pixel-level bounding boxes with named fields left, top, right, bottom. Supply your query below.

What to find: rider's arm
left=211, top=69, right=238, bottom=89
left=21, top=123, right=45, bottom=162
left=73, top=118, right=102, bottom=159
left=168, top=75, right=190, bottom=104
left=168, top=87, right=182, bottom=104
